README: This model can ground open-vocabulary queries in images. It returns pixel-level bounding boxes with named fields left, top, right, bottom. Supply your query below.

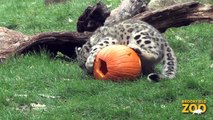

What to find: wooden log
left=15, top=32, right=92, bottom=58
left=0, top=27, right=30, bottom=62
left=77, top=2, right=110, bottom=32
left=0, top=27, right=92, bottom=62
left=133, top=2, right=213, bottom=32
left=0, top=2, right=212, bottom=62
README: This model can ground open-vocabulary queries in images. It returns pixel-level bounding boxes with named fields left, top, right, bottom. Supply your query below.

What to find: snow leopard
left=75, top=19, right=177, bottom=82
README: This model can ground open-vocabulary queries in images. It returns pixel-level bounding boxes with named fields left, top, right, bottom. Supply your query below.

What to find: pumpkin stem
left=99, top=59, right=108, bottom=75
left=127, top=52, right=131, bottom=56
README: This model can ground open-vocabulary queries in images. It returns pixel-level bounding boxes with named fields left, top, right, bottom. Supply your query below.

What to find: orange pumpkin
left=93, top=45, right=142, bottom=81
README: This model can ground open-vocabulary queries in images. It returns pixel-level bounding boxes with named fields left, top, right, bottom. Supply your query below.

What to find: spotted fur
left=75, top=19, right=177, bottom=81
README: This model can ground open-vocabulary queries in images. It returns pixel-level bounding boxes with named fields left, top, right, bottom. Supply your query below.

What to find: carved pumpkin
left=93, top=45, right=142, bottom=81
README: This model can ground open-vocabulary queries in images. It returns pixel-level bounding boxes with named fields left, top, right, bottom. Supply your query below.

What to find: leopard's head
left=75, top=41, right=91, bottom=70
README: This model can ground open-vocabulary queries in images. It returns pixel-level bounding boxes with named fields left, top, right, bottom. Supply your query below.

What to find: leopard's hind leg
left=128, top=43, right=161, bottom=82
left=127, top=31, right=163, bottom=82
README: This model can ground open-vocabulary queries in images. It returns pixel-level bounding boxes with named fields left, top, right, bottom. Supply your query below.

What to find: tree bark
left=0, top=2, right=212, bottom=62
left=0, top=28, right=92, bottom=62
left=15, top=32, right=92, bottom=58
left=133, top=2, right=213, bottom=32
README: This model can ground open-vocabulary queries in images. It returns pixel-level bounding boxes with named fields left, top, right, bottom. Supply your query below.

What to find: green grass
left=0, top=0, right=213, bottom=119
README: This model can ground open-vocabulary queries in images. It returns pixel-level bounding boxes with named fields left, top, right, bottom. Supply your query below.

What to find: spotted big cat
left=76, top=19, right=177, bottom=82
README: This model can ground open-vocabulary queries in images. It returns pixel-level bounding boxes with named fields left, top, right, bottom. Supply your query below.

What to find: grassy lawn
left=0, top=0, right=213, bottom=119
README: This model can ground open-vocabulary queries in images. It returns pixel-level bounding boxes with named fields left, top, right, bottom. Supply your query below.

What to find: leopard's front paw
left=85, top=62, right=93, bottom=74
left=85, top=56, right=95, bottom=74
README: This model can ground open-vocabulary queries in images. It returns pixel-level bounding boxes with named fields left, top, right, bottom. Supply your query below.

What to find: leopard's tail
left=147, top=43, right=177, bottom=82
left=161, top=43, right=177, bottom=79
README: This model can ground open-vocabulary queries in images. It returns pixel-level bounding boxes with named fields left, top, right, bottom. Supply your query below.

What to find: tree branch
left=133, top=2, right=213, bottom=32
left=0, top=2, right=212, bottom=62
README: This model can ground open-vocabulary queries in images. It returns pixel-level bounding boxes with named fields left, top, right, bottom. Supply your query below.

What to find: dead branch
left=133, top=2, right=213, bottom=32
left=16, top=31, right=92, bottom=58
left=0, top=2, right=212, bottom=62
left=0, top=28, right=92, bottom=62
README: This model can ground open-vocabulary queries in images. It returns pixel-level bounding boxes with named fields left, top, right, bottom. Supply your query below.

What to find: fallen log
left=77, top=2, right=110, bottom=32
left=15, top=32, right=92, bottom=58
left=0, top=2, right=212, bottom=62
left=133, top=2, right=213, bottom=32
left=0, top=28, right=92, bottom=62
